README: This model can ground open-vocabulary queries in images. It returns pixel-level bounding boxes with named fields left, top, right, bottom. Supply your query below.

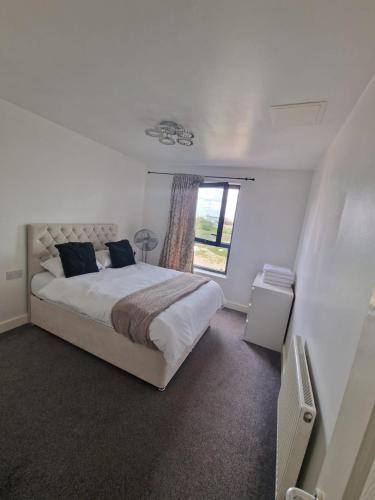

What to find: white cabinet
left=244, top=272, right=294, bottom=352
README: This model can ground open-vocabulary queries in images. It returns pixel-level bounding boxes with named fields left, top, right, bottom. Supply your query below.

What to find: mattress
left=34, top=263, right=225, bottom=365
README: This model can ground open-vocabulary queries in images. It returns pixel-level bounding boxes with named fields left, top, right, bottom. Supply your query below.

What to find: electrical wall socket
left=6, top=269, right=23, bottom=280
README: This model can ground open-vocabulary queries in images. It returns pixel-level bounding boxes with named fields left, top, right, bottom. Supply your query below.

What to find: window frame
left=194, top=181, right=240, bottom=275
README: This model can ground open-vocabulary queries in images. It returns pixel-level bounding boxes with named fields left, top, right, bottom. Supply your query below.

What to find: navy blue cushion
left=105, top=239, right=135, bottom=268
left=55, top=242, right=99, bottom=278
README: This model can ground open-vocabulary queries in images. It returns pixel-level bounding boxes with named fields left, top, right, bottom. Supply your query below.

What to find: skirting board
left=0, top=314, right=28, bottom=334
left=225, top=301, right=248, bottom=313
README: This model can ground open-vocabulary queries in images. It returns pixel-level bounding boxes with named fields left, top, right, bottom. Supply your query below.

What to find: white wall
left=286, top=75, right=375, bottom=491
left=0, top=98, right=146, bottom=332
left=142, top=165, right=312, bottom=309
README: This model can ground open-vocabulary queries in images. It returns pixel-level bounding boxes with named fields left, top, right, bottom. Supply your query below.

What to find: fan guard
left=134, top=229, right=159, bottom=262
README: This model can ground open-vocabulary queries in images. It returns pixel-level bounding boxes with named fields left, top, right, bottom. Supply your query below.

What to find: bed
left=27, top=223, right=224, bottom=390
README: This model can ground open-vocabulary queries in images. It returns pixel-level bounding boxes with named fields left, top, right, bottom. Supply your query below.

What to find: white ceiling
left=1, top=1, right=375, bottom=170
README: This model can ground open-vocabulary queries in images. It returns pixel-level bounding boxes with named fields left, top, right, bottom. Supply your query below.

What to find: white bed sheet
left=31, top=272, right=56, bottom=293
left=35, top=263, right=225, bottom=365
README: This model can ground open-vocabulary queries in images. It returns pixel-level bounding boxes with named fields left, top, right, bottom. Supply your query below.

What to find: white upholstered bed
left=27, top=223, right=224, bottom=390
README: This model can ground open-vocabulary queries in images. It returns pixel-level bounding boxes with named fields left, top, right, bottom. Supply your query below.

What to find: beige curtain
left=159, top=174, right=204, bottom=272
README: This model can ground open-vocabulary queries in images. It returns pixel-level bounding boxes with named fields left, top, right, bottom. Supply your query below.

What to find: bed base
left=30, top=295, right=208, bottom=390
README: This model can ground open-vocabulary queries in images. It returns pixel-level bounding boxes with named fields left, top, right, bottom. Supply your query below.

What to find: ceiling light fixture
left=145, top=120, right=194, bottom=146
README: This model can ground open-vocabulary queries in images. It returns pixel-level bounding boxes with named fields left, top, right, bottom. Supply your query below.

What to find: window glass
left=194, top=242, right=228, bottom=273
left=221, top=188, right=239, bottom=245
left=194, top=183, right=239, bottom=274
left=195, top=186, right=224, bottom=242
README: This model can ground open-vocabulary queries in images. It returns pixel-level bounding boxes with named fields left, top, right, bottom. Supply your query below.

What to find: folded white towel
left=263, top=276, right=293, bottom=288
left=263, top=271, right=294, bottom=284
left=264, top=269, right=293, bottom=278
left=263, top=264, right=295, bottom=279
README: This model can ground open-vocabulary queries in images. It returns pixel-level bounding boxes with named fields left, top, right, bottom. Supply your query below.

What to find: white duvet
left=35, top=263, right=224, bottom=365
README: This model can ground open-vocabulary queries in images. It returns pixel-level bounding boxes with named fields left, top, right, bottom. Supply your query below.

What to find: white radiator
left=275, top=336, right=316, bottom=500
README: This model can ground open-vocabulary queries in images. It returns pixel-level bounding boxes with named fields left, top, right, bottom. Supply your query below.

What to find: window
left=194, top=182, right=240, bottom=274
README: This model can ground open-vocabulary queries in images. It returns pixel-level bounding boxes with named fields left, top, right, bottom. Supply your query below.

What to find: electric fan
left=134, top=229, right=159, bottom=262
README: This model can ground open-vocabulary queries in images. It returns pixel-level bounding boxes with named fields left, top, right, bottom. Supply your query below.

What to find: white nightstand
left=244, top=272, right=294, bottom=352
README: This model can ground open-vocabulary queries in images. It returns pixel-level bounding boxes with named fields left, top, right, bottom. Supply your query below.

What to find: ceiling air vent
left=270, top=101, right=327, bottom=128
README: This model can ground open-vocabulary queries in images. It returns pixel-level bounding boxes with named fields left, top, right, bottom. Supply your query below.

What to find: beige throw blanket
left=111, top=273, right=210, bottom=348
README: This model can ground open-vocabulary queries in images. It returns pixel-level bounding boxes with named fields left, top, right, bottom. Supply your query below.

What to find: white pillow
left=41, top=255, right=104, bottom=277
left=40, top=256, right=65, bottom=277
left=96, top=250, right=112, bottom=268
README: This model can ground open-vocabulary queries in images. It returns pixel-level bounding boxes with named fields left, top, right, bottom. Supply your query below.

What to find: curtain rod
left=147, top=170, right=255, bottom=181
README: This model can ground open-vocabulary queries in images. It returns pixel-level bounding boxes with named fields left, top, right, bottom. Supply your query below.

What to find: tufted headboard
left=27, top=223, right=118, bottom=285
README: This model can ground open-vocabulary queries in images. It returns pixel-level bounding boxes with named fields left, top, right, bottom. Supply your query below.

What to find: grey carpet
left=0, top=308, right=280, bottom=500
